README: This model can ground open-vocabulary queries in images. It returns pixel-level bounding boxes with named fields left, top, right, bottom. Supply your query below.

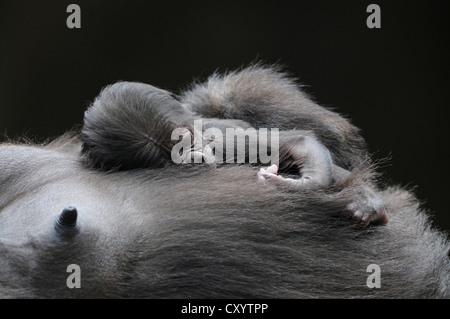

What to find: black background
left=0, top=1, right=449, bottom=232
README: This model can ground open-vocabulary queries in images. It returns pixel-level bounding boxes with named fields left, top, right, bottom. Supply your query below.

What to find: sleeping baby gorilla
left=0, top=65, right=448, bottom=298
left=82, top=65, right=387, bottom=227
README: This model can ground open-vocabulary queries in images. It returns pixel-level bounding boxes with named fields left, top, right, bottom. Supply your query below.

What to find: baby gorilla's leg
left=258, top=135, right=333, bottom=189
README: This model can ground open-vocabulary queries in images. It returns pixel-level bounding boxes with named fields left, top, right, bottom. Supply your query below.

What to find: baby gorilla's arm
left=257, top=133, right=333, bottom=188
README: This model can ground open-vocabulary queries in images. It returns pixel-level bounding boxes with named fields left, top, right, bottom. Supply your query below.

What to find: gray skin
left=0, top=65, right=449, bottom=298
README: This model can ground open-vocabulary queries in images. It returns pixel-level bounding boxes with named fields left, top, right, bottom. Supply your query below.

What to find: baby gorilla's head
left=82, top=82, right=194, bottom=170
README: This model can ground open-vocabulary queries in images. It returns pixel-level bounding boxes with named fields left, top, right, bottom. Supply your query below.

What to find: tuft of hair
left=81, top=82, right=194, bottom=170
left=45, top=129, right=82, bottom=156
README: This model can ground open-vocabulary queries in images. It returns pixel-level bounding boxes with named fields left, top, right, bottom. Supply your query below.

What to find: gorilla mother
left=0, top=65, right=448, bottom=298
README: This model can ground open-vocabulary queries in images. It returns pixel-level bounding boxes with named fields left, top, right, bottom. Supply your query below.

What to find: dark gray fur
left=0, top=65, right=448, bottom=298
left=82, top=82, right=194, bottom=170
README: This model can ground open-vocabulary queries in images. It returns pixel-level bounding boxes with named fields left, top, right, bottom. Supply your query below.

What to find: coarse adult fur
left=0, top=65, right=448, bottom=298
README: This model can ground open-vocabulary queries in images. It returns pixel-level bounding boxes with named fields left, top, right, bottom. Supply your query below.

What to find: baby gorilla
left=81, top=65, right=388, bottom=227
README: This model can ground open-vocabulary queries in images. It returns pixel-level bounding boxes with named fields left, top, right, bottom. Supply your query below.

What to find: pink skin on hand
left=257, top=164, right=279, bottom=181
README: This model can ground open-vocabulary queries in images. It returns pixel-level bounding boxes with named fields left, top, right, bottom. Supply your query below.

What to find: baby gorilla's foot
left=346, top=186, right=389, bottom=227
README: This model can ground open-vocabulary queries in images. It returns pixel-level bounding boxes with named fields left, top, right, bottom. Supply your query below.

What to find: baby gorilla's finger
left=265, top=164, right=278, bottom=175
